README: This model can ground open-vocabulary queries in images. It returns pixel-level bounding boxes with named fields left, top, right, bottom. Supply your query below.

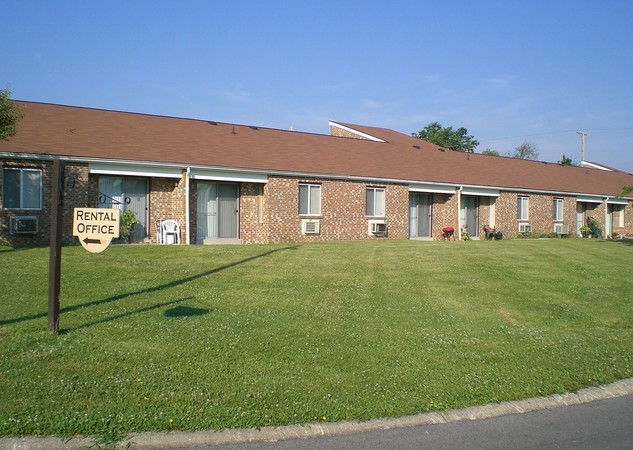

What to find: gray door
left=218, top=183, right=239, bottom=238
left=197, top=182, right=238, bottom=240
left=98, top=176, right=148, bottom=242
left=409, top=194, right=432, bottom=238
left=460, top=196, right=479, bottom=237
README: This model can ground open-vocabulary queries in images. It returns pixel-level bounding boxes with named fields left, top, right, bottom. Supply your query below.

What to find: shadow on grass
left=0, top=246, right=297, bottom=328
left=164, top=305, right=212, bottom=318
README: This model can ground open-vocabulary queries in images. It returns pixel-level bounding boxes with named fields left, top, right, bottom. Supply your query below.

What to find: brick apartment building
left=1, top=101, right=632, bottom=246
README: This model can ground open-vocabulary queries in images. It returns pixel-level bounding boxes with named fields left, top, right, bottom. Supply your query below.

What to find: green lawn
left=0, top=239, right=632, bottom=439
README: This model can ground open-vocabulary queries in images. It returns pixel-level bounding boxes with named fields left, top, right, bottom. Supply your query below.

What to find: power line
left=480, top=128, right=633, bottom=143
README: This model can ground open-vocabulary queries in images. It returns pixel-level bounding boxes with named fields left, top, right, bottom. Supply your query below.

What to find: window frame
left=298, top=183, right=321, bottom=216
left=517, top=196, right=529, bottom=221
left=365, top=187, right=386, bottom=217
left=553, top=198, right=564, bottom=222
left=2, top=167, right=43, bottom=210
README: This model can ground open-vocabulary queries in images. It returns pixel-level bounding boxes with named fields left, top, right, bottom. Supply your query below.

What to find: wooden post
left=48, top=159, right=65, bottom=334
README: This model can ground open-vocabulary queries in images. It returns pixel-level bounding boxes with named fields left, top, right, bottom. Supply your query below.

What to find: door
left=576, top=203, right=586, bottom=237
left=460, top=196, right=479, bottom=237
left=409, top=193, right=432, bottom=238
left=98, top=176, right=149, bottom=242
left=197, top=182, right=239, bottom=240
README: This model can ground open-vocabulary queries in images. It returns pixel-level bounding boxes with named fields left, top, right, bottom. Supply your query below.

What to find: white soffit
left=577, top=195, right=604, bottom=204
left=409, top=183, right=455, bottom=194
left=90, top=163, right=183, bottom=179
left=607, top=198, right=629, bottom=205
left=461, top=187, right=500, bottom=197
left=190, top=169, right=268, bottom=184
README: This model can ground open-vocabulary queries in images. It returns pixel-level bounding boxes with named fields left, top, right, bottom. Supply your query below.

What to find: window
left=615, top=204, right=625, bottom=228
left=2, top=168, right=42, bottom=210
left=366, top=187, right=385, bottom=216
left=553, top=198, right=564, bottom=221
left=298, top=183, right=321, bottom=215
left=517, top=196, right=529, bottom=221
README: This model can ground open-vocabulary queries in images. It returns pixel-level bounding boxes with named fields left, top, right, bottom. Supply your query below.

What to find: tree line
left=413, top=121, right=576, bottom=165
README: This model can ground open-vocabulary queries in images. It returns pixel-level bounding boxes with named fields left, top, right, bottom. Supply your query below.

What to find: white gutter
left=3, top=152, right=632, bottom=200
left=457, top=186, right=463, bottom=240
left=185, top=167, right=191, bottom=245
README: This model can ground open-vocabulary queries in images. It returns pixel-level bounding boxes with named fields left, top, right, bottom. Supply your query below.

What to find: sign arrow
left=83, top=237, right=102, bottom=245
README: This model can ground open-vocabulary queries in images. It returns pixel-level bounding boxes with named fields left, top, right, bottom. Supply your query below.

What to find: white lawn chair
left=161, top=220, right=180, bottom=244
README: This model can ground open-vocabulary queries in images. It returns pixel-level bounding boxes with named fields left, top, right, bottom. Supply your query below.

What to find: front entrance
left=460, top=195, right=479, bottom=237
left=197, top=182, right=239, bottom=241
left=98, top=176, right=149, bottom=242
left=409, top=193, right=432, bottom=238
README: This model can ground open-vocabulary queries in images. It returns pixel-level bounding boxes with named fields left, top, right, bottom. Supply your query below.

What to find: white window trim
left=518, top=196, right=529, bottom=221
left=2, top=167, right=43, bottom=210
left=553, top=198, right=564, bottom=222
left=366, top=187, right=386, bottom=217
left=298, top=183, right=321, bottom=216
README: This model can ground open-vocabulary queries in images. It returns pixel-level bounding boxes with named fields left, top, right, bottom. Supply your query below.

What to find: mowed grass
left=0, top=239, right=632, bottom=438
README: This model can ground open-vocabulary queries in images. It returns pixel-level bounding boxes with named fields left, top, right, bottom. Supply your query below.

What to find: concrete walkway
left=3, top=378, right=633, bottom=450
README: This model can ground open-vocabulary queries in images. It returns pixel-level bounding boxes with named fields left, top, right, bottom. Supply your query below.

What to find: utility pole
left=576, top=130, right=587, bottom=162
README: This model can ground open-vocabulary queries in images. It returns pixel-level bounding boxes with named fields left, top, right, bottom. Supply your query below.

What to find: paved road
left=175, top=394, right=633, bottom=450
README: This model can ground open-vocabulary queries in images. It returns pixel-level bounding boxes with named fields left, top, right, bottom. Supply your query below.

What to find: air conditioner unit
left=518, top=223, right=532, bottom=233
left=554, top=224, right=569, bottom=234
left=301, top=219, right=320, bottom=235
left=370, top=222, right=387, bottom=236
left=10, top=216, right=38, bottom=234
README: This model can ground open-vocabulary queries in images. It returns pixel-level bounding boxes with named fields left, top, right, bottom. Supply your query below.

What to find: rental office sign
left=72, top=208, right=120, bottom=253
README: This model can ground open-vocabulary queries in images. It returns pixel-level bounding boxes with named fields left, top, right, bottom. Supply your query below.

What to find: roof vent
left=413, top=145, right=420, bottom=149
left=438, top=147, right=446, bottom=152
left=249, top=126, right=259, bottom=131
left=207, top=121, right=218, bottom=125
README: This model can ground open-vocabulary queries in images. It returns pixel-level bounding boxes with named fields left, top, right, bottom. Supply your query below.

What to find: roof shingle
left=1, top=101, right=632, bottom=198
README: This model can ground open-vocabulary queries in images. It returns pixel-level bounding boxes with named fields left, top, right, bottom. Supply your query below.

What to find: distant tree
left=412, top=122, right=479, bottom=153
left=481, top=148, right=500, bottom=156
left=617, top=185, right=633, bottom=197
left=558, top=154, right=574, bottom=166
left=0, top=88, right=22, bottom=140
left=511, top=141, right=539, bottom=160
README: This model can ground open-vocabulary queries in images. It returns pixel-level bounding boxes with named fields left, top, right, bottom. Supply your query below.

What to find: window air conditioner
left=10, top=216, right=38, bottom=234
left=554, top=224, right=568, bottom=234
left=370, top=222, right=387, bottom=235
left=302, top=219, right=320, bottom=235
left=518, top=223, right=532, bottom=233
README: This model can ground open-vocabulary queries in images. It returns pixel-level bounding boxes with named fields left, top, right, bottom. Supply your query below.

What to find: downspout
left=185, top=167, right=191, bottom=245
left=457, top=186, right=463, bottom=240
left=604, top=196, right=610, bottom=237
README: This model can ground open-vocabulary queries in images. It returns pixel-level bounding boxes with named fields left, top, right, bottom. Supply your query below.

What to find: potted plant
left=120, top=210, right=140, bottom=243
left=580, top=226, right=591, bottom=238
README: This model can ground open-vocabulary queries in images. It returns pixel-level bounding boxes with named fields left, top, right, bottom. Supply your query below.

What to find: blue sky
left=3, top=1, right=633, bottom=172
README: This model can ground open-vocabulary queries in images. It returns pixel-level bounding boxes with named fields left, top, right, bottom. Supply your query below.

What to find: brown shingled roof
left=2, top=101, right=632, bottom=198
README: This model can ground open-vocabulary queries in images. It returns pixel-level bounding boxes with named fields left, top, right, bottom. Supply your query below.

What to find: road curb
left=3, top=378, right=633, bottom=449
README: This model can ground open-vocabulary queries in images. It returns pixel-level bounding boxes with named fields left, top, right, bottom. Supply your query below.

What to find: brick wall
left=431, top=192, right=458, bottom=239
left=150, top=175, right=187, bottom=243
left=0, top=159, right=94, bottom=246
left=239, top=183, right=268, bottom=244
left=260, top=176, right=409, bottom=243
left=496, top=192, right=585, bottom=237
left=615, top=200, right=633, bottom=237
left=329, top=125, right=372, bottom=140
left=3, top=157, right=633, bottom=246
